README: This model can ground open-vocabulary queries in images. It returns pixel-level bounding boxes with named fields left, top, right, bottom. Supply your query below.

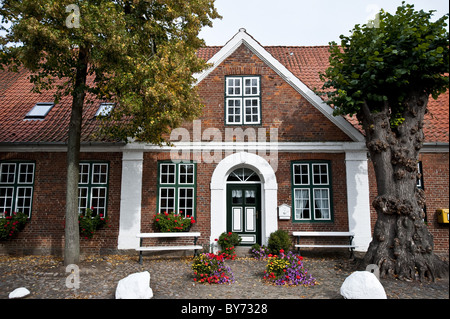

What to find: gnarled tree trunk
left=359, top=91, right=448, bottom=281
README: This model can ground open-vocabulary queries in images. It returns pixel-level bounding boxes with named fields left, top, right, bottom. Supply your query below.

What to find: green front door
left=227, top=184, right=261, bottom=245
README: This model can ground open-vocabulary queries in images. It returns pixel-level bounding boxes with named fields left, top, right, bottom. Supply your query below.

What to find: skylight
left=95, top=102, right=114, bottom=117
left=24, top=102, right=55, bottom=119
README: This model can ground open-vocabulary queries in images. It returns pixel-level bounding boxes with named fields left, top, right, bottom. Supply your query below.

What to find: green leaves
left=1, top=0, right=221, bottom=145
left=319, top=2, right=449, bottom=124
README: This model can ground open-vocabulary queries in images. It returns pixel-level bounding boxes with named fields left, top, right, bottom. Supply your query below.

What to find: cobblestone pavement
left=0, top=253, right=448, bottom=300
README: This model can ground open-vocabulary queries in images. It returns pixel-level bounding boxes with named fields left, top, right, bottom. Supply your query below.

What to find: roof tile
left=1, top=46, right=448, bottom=144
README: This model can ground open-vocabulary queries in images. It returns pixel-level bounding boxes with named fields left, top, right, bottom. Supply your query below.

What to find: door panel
left=245, top=207, right=255, bottom=232
left=232, top=207, right=242, bottom=232
left=227, top=184, right=261, bottom=245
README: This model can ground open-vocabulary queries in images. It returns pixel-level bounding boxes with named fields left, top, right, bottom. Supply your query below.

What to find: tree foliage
left=320, top=2, right=448, bottom=127
left=1, top=0, right=220, bottom=265
left=319, top=2, right=449, bottom=281
left=1, top=0, right=220, bottom=144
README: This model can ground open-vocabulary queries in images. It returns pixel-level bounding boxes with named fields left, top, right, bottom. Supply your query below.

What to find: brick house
left=1, top=29, right=448, bottom=256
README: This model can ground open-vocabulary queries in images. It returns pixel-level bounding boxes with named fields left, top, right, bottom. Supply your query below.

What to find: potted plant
left=154, top=211, right=196, bottom=232
left=0, top=211, right=28, bottom=240
left=78, top=207, right=109, bottom=239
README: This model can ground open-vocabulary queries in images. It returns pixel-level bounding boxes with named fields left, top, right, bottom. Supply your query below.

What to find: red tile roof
left=1, top=46, right=448, bottom=144
left=198, top=46, right=449, bottom=143
left=0, top=68, right=112, bottom=144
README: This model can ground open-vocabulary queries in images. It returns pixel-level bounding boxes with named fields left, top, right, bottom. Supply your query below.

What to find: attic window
left=25, top=102, right=54, bottom=120
left=95, top=103, right=114, bottom=117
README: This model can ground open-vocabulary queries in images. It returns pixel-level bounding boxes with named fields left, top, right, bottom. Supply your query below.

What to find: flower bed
left=263, top=250, right=316, bottom=286
left=154, top=211, right=196, bottom=232
left=192, top=252, right=235, bottom=284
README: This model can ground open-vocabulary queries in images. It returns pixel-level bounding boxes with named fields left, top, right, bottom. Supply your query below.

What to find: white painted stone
left=9, top=287, right=30, bottom=299
left=340, top=271, right=387, bottom=299
left=115, top=271, right=153, bottom=299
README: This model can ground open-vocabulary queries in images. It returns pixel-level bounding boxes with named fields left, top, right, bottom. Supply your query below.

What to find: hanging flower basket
left=154, top=211, right=196, bottom=232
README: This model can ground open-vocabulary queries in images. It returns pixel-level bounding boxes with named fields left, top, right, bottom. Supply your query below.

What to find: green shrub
left=268, top=229, right=292, bottom=254
left=217, top=232, right=241, bottom=260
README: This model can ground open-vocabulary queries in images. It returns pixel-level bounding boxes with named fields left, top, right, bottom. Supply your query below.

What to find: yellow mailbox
left=437, top=209, right=449, bottom=224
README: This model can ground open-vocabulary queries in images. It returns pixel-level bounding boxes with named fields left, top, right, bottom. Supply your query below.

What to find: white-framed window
left=0, top=162, right=35, bottom=217
left=158, top=162, right=196, bottom=218
left=95, top=102, right=114, bottom=117
left=225, top=76, right=261, bottom=125
left=24, top=102, right=54, bottom=120
left=292, top=162, right=333, bottom=222
left=77, top=162, right=109, bottom=217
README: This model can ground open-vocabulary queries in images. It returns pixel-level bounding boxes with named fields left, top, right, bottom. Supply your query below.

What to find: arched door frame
left=210, top=152, right=278, bottom=251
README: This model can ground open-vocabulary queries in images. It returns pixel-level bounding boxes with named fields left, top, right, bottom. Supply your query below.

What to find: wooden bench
left=136, top=232, right=202, bottom=264
left=292, top=231, right=355, bottom=258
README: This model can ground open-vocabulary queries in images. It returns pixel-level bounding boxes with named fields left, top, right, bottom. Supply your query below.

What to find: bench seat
left=292, top=231, right=355, bottom=258
left=136, top=232, right=202, bottom=264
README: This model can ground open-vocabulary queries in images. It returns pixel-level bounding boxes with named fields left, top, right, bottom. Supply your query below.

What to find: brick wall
left=140, top=150, right=350, bottom=247
left=186, top=44, right=353, bottom=143
left=0, top=151, right=122, bottom=256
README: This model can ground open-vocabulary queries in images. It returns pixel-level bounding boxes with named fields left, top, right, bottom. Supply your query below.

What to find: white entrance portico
left=210, top=152, right=278, bottom=250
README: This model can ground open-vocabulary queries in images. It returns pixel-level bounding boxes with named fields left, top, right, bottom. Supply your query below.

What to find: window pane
left=0, top=187, right=14, bottom=214
left=91, top=187, right=107, bottom=216
left=227, top=99, right=242, bottom=124
left=159, top=188, right=175, bottom=213
left=227, top=78, right=241, bottom=96
left=293, top=164, right=309, bottom=185
left=178, top=188, right=194, bottom=218
left=78, top=187, right=89, bottom=214
left=179, top=164, right=194, bottom=184
left=18, top=164, right=35, bottom=184
left=92, top=164, right=108, bottom=184
left=314, top=189, right=330, bottom=220
left=160, top=164, right=176, bottom=184
left=245, top=190, right=256, bottom=204
left=0, top=163, right=16, bottom=184
left=313, top=164, right=328, bottom=185
left=244, top=98, right=259, bottom=124
left=244, top=77, right=259, bottom=96
left=232, top=189, right=243, bottom=204
left=79, top=163, right=90, bottom=184
left=294, top=189, right=310, bottom=220
left=15, top=187, right=33, bottom=217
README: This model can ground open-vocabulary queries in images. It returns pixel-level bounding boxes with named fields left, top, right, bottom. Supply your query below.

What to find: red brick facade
left=0, top=152, right=122, bottom=255
left=1, top=32, right=448, bottom=256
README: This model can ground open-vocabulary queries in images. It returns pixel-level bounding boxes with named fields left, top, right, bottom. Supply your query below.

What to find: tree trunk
left=64, top=47, right=89, bottom=266
left=359, top=92, right=448, bottom=281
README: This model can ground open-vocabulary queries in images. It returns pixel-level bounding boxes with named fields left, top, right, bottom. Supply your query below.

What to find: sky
left=199, top=0, right=450, bottom=46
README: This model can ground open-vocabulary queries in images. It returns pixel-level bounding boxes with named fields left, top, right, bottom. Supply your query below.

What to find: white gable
left=194, top=28, right=365, bottom=142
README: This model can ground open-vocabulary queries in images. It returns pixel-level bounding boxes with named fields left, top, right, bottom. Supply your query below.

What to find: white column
left=118, top=151, right=144, bottom=250
left=345, top=151, right=372, bottom=252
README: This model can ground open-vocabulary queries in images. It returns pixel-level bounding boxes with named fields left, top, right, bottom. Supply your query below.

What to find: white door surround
left=210, top=152, right=278, bottom=251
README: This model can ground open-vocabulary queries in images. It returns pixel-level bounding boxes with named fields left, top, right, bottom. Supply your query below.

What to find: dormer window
left=24, top=102, right=54, bottom=120
left=95, top=102, right=114, bottom=117
left=225, top=76, right=261, bottom=125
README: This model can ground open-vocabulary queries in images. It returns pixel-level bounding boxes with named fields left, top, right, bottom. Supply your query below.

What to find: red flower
left=156, top=218, right=160, bottom=222
left=280, top=249, right=284, bottom=254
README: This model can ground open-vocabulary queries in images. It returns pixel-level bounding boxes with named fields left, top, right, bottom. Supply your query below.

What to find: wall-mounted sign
left=278, top=204, right=291, bottom=220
